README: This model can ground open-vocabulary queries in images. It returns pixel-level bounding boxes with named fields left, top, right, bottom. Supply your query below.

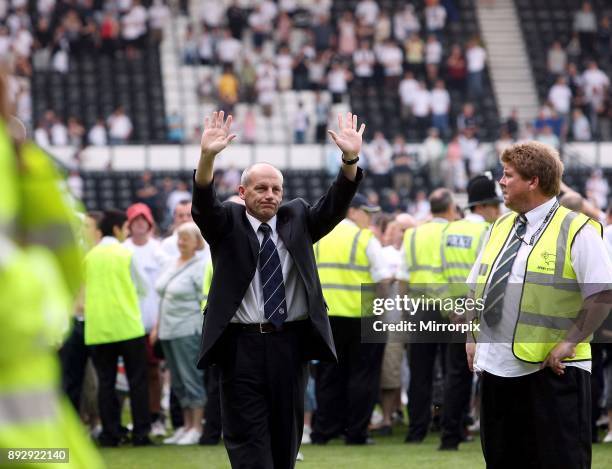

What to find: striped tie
left=258, top=223, right=287, bottom=328
left=482, top=215, right=527, bottom=326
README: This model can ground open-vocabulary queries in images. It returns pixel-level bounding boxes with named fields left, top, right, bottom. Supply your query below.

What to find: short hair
left=87, top=210, right=103, bottom=229
left=175, top=199, right=191, bottom=211
left=429, top=188, right=454, bottom=215
left=559, top=192, right=583, bottom=212
left=100, top=209, right=127, bottom=237
left=500, top=141, right=564, bottom=197
left=240, top=163, right=284, bottom=187
left=176, top=221, right=205, bottom=251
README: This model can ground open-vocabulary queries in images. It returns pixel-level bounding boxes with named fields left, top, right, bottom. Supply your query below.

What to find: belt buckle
left=259, top=323, right=272, bottom=334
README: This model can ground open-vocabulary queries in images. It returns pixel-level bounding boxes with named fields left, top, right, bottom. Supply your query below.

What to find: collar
left=245, top=211, right=278, bottom=236
left=431, top=217, right=449, bottom=223
left=464, top=213, right=485, bottom=223
left=523, top=197, right=557, bottom=228
left=99, top=236, right=120, bottom=246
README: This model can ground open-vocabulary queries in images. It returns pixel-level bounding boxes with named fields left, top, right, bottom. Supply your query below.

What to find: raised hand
left=327, top=112, right=366, bottom=159
left=200, top=110, right=237, bottom=159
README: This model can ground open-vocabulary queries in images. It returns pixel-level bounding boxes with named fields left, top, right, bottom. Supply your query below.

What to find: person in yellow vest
left=0, top=71, right=104, bottom=467
left=466, top=141, right=612, bottom=468
left=438, top=174, right=502, bottom=451
left=398, top=188, right=458, bottom=443
left=84, top=209, right=154, bottom=447
left=311, top=193, right=393, bottom=445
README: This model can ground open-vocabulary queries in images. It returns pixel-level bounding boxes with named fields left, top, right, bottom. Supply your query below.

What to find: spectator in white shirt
left=412, top=81, right=431, bottom=139
left=356, top=0, right=379, bottom=26
left=50, top=116, right=68, bottom=146
left=430, top=79, right=450, bottom=138
left=581, top=61, right=609, bottom=109
left=293, top=101, right=309, bottom=144
left=399, top=70, right=419, bottom=120
left=547, top=41, right=567, bottom=78
left=107, top=107, right=133, bottom=144
left=199, top=0, right=226, bottom=29
left=34, top=120, right=50, bottom=147
left=121, top=0, right=148, bottom=58
left=216, top=29, right=242, bottom=66
left=88, top=118, right=108, bottom=146
left=585, top=169, right=609, bottom=210
left=148, top=0, right=169, bottom=43
left=466, top=38, right=486, bottom=99
left=425, top=34, right=442, bottom=81
left=571, top=108, right=591, bottom=141
left=353, top=40, right=376, bottom=85
left=365, top=131, right=393, bottom=190
left=198, top=28, right=214, bottom=65
left=393, top=4, right=420, bottom=42
left=548, top=76, right=572, bottom=117
left=573, top=1, right=597, bottom=55
left=327, top=62, right=351, bottom=103
left=424, top=0, right=446, bottom=36
left=376, top=39, right=403, bottom=88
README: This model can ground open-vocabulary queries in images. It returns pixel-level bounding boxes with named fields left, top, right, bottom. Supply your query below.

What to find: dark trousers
left=202, top=365, right=222, bottom=442
left=311, top=317, right=385, bottom=444
left=59, top=318, right=89, bottom=412
left=440, top=341, right=473, bottom=447
left=218, top=324, right=307, bottom=469
left=90, top=336, right=151, bottom=441
left=406, top=341, right=447, bottom=440
left=480, top=368, right=591, bottom=469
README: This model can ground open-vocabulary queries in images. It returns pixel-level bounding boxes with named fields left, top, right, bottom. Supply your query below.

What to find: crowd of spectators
left=1, top=0, right=169, bottom=133
left=542, top=1, right=611, bottom=142
left=180, top=0, right=491, bottom=145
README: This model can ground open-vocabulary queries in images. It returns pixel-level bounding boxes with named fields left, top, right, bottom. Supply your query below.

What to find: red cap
left=127, top=203, right=155, bottom=228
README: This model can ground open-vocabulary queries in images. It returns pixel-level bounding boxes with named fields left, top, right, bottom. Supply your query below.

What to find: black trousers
left=440, top=341, right=473, bottom=447
left=480, top=368, right=591, bottom=469
left=406, top=341, right=447, bottom=441
left=90, top=336, right=151, bottom=441
left=59, top=318, right=89, bottom=412
left=202, top=365, right=222, bottom=441
left=218, top=323, right=307, bottom=469
left=311, top=317, right=385, bottom=444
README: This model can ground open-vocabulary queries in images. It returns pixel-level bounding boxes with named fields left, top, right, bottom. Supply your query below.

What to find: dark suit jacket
left=192, top=168, right=363, bottom=368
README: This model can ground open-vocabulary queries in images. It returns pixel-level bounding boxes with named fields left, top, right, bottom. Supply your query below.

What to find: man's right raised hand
left=200, top=110, right=237, bottom=159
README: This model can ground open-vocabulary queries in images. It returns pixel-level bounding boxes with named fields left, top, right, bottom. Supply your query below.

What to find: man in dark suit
left=192, top=110, right=366, bottom=468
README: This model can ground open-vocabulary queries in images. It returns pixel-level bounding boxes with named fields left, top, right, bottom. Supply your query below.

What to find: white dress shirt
left=468, top=197, right=612, bottom=377
left=231, top=212, right=308, bottom=324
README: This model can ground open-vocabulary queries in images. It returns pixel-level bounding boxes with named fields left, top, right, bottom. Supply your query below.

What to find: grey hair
left=240, top=163, right=284, bottom=187
left=176, top=222, right=205, bottom=251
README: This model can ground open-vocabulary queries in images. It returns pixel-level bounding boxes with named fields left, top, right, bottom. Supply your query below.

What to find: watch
left=342, top=155, right=360, bottom=165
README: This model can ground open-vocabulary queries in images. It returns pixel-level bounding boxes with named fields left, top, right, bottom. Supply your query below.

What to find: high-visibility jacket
left=474, top=206, right=602, bottom=363
left=441, top=218, right=489, bottom=299
left=402, top=219, right=448, bottom=298
left=201, top=260, right=213, bottom=310
left=84, top=242, right=144, bottom=345
left=0, top=121, right=103, bottom=468
left=315, top=220, right=374, bottom=318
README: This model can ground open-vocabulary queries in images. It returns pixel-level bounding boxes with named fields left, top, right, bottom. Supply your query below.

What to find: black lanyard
left=514, top=200, right=559, bottom=246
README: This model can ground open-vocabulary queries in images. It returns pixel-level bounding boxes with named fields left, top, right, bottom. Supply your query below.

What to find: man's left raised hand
left=328, top=112, right=366, bottom=160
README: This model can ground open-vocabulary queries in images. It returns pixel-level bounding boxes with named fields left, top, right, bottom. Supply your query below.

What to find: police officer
left=399, top=188, right=458, bottom=443
left=438, top=174, right=502, bottom=450
left=311, top=194, right=392, bottom=445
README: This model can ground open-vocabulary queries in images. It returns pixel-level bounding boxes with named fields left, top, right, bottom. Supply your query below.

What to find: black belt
left=228, top=320, right=306, bottom=334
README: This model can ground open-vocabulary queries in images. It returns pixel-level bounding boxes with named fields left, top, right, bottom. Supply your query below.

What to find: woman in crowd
left=151, top=222, right=206, bottom=445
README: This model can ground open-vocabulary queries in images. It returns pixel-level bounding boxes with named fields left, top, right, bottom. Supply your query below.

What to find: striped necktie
left=482, top=214, right=528, bottom=326
left=258, top=223, right=287, bottom=328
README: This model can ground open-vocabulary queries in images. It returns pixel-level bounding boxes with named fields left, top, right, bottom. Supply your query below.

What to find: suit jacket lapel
left=277, top=210, right=292, bottom=251
left=241, top=209, right=260, bottom=264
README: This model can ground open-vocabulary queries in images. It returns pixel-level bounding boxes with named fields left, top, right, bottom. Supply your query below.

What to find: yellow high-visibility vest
left=315, top=220, right=374, bottom=318
left=402, top=219, right=448, bottom=299
left=84, top=242, right=144, bottom=345
left=475, top=205, right=602, bottom=363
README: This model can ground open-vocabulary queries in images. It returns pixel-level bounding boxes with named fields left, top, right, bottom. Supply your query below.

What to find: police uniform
left=469, top=197, right=612, bottom=468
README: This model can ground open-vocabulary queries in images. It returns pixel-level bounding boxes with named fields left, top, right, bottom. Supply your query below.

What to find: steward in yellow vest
left=399, top=188, right=458, bottom=443
left=0, top=77, right=103, bottom=467
left=439, top=173, right=502, bottom=451
left=468, top=141, right=612, bottom=468
left=311, top=194, right=391, bottom=445
left=84, top=209, right=153, bottom=447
